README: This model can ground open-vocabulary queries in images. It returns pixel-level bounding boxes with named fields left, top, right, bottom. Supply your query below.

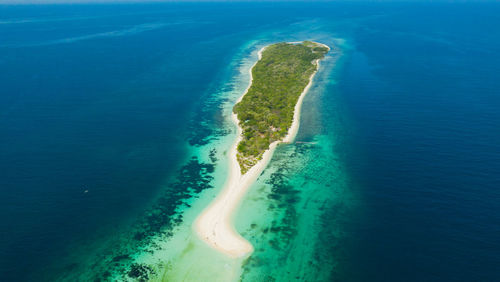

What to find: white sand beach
left=194, top=42, right=329, bottom=258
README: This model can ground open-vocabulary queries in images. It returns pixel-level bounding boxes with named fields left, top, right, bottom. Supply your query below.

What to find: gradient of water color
left=1, top=2, right=499, bottom=281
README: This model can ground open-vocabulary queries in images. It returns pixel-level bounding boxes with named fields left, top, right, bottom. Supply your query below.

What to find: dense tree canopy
left=234, top=41, right=329, bottom=173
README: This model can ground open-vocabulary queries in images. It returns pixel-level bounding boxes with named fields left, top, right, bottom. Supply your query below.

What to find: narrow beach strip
left=194, top=42, right=329, bottom=258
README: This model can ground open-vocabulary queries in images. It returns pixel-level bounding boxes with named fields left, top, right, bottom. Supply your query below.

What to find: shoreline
left=194, top=42, right=328, bottom=258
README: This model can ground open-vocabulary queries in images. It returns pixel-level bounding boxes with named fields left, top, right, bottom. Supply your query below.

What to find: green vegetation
left=233, top=41, right=329, bottom=173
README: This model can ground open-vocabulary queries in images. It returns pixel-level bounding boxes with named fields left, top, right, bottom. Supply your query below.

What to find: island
left=195, top=41, right=329, bottom=258
left=234, top=41, right=329, bottom=173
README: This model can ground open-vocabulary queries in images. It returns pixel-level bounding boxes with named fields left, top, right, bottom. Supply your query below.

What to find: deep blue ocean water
left=1, top=2, right=499, bottom=281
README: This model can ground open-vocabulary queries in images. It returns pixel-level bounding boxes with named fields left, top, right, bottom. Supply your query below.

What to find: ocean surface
left=1, top=2, right=499, bottom=281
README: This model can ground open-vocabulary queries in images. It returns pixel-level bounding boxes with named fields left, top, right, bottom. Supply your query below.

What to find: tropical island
left=195, top=41, right=329, bottom=258
left=233, top=41, right=329, bottom=173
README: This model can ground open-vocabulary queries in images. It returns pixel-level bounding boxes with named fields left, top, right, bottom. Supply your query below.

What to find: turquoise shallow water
left=234, top=43, right=354, bottom=281
left=1, top=2, right=500, bottom=281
